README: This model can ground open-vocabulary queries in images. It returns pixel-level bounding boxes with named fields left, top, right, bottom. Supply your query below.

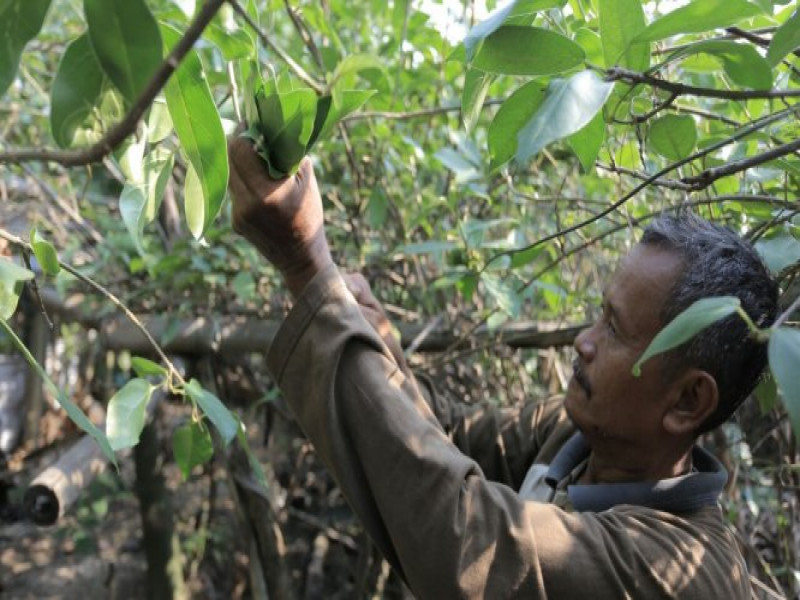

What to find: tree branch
left=682, top=138, right=800, bottom=190
left=606, top=67, right=800, bottom=100
left=0, top=0, right=227, bottom=166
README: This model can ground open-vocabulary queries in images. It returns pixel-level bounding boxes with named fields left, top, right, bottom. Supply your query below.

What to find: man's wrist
left=282, top=245, right=334, bottom=299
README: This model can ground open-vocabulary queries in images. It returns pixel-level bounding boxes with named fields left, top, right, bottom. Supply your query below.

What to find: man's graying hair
left=641, top=214, right=779, bottom=434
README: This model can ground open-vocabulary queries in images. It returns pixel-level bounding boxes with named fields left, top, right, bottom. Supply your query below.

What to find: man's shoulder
left=528, top=502, right=750, bottom=598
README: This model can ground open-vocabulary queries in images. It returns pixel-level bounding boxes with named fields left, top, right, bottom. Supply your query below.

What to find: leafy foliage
left=0, top=1, right=798, bottom=589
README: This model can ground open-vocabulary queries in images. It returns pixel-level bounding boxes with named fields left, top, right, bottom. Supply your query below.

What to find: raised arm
left=226, top=139, right=745, bottom=599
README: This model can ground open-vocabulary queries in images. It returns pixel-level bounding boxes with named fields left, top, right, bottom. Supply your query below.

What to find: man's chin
left=565, top=378, right=588, bottom=404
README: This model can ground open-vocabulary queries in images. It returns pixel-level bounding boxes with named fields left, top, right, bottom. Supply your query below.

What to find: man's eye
left=605, top=316, right=616, bottom=336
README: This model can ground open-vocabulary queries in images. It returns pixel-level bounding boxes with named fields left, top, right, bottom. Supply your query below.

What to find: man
left=227, top=138, right=778, bottom=599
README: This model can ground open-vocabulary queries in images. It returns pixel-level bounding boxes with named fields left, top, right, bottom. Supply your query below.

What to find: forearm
left=267, top=265, right=543, bottom=594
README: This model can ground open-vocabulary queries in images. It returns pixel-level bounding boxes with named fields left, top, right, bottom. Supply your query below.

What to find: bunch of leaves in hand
left=244, top=75, right=375, bottom=178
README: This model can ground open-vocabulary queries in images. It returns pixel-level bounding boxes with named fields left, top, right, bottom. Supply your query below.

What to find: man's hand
left=228, top=137, right=333, bottom=298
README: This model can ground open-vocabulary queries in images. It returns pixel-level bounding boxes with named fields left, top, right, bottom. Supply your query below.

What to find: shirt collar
left=544, top=432, right=728, bottom=513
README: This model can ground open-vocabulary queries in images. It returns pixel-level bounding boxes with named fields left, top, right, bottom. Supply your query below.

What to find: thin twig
left=341, top=99, right=504, bottom=123
left=227, top=0, right=324, bottom=93
left=20, top=250, right=54, bottom=331
left=614, top=92, right=678, bottom=125
left=670, top=104, right=741, bottom=126
left=0, top=227, right=185, bottom=386
left=596, top=163, right=693, bottom=190
left=606, top=67, right=800, bottom=100
left=19, top=164, right=103, bottom=243
left=0, top=0, right=227, bottom=166
left=282, top=0, right=324, bottom=69
left=482, top=104, right=800, bottom=271
left=773, top=294, right=800, bottom=329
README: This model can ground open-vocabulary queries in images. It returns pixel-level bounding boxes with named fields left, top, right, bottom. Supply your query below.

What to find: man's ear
left=663, top=370, right=718, bottom=436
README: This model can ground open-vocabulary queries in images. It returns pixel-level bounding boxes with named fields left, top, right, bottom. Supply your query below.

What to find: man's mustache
left=572, top=360, right=592, bottom=397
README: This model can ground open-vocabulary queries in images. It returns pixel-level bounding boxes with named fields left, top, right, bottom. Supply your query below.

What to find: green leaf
left=462, top=69, right=494, bottom=133
left=161, top=24, right=228, bottom=239
left=172, top=421, right=214, bottom=480
left=253, top=86, right=318, bottom=177
left=120, top=184, right=147, bottom=255
left=574, top=27, right=605, bottom=68
left=327, top=54, right=389, bottom=97
left=632, top=296, right=741, bottom=376
left=488, top=81, right=546, bottom=169
left=0, top=318, right=117, bottom=466
left=84, top=0, right=163, bottom=103
left=516, top=70, right=614, bottom=165
left=598, top=0, right=649, bottom=70
left=231, top=271, right=256, bottom=301
left=769, top=327, right=800, bottom=439
left=106, top=378, right=154, bottom=451
left=29, top=228, right=60, bottom=276
left=0, top=256, right=34, bottom=320
left=146, top=99, right=173, bottom=144
left=366, top=187, right=388, bottom=228
left=204, top=22, right=255, bottom=60
left=185, top=379, right=238, bottom=445
left=648, top=114, right=697, bottom=161
left=0, top=0, right=51, bottom=96
left=471, top=26, right=585, bottom=76
left=755, top=372, right=777, bottom=414
left=142, top=148, right=174, bottom=223
left=663, top=40, right=772, bottom=90
left=236, top=423, right=269, bottom=491
left=756, top=235, right=800, bottom=274
left=131, top=356, right=168, bottom=379
left=464, top=0, right=520, bottom=61
left=464, top=0, right=567, bottom=60
left=481, top=272, right=521, bottom=318
left=567, top=112, right=604, bottom=173
left=306, top=90, right=375, bottom=150
left=766, top=8, right=800, bottom=66
left=121, top=146, right=174, bottom=250
left=183, top=163, right=204, bottom=240
left=634, top=0, right=763, bottom=43
left=434, top=148, right=481, bottom=183
left=50, top=34, right=105, bottom=148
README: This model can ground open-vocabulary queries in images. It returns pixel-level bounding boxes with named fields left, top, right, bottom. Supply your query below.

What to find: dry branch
left=98, top=313, right=584, bottom=355
left=23, top=430, right=108, bottom=525
left=22, top=390, right=165, bottom=525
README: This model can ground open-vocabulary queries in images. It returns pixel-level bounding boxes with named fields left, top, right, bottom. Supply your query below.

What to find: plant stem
left=0, top=227, right=184, bottom=387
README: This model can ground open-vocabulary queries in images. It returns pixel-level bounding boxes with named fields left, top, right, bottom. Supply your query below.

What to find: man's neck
left=579, top=443, right=694, bottom=485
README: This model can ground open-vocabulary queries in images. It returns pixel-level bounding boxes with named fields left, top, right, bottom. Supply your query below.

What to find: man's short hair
left=640, top=213, right=779, bottom=434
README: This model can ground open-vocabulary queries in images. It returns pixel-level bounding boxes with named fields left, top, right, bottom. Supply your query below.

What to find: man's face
left=565, top=243, right=685, bottom=444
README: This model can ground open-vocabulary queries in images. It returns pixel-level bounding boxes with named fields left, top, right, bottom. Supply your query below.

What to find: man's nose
left=574, top=325, right=597, bottom=362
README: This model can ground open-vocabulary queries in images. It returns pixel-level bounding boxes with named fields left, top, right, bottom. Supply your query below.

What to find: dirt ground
left=0, top=389, right=407, bottom=600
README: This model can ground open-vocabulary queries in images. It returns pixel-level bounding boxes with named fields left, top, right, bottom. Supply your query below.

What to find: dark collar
left=545, top=432, right=728, bottom=513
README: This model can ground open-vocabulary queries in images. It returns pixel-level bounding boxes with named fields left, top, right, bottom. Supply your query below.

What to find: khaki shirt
left=268, top=265, right=751, bottom=599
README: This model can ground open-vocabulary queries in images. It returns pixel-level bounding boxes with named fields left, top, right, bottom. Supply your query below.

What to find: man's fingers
left=227, top=136, right=286, bottom=198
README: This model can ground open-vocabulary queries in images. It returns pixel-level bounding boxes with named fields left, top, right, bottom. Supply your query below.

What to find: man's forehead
left=607, top=245, right=683, bottom=316
left=616, top=244, right=683, bottom=282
